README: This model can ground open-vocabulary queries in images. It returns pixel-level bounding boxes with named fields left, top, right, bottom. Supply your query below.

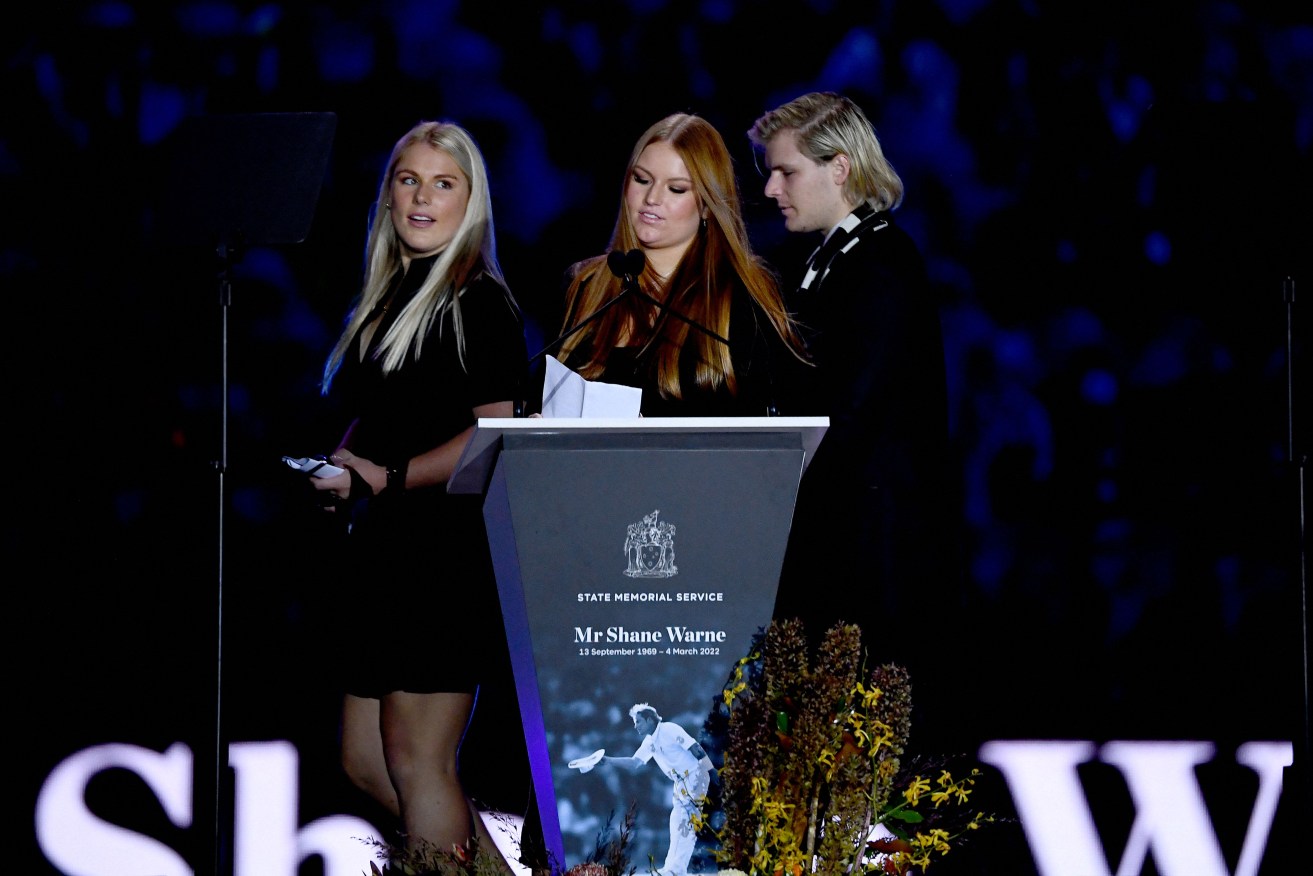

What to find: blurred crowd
left=7, top=0, right=1310, bottom=755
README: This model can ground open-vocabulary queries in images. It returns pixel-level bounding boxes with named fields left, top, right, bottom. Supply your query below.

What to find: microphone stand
left=513, top=266, right=641, bottom=417
left=617, top=253, right=777, bottom=417
left=627, top=282, right=731, bottom=348
left=516, top=249, right=782, bottom=417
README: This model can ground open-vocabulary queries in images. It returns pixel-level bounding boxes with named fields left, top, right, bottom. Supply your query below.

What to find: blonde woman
left=310, top=119, right=525, bottom=861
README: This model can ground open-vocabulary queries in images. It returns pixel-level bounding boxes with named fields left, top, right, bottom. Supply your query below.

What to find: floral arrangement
left=710, top=619, right=995, bottom=876
left=361, top=835, right=506, bottom=876
left=361, top=805, right=637, bottom=876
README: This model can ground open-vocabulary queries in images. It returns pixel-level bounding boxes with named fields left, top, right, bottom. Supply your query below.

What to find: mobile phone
left=282, top=455, right=345, bottom=478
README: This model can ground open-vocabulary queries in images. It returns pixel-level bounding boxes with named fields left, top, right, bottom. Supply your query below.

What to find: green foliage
left=360, top=832, right=509, bottom=876
left=360, top=805, right=640, bottom=876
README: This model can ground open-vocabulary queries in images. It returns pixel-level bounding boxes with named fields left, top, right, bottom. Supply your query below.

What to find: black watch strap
left=386, top=459, right=408, bottom=492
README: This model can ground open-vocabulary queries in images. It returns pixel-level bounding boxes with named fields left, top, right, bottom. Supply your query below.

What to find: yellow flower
left=870, top=721, right=895, bottom=750
left=908, top=849, right=933, bottom=869
left=709, top=624, right=1001, bottom=876
left=904, top=775, right=931, bottom=805
left=854, top=680, right=883, bottom=711
left=912, top=828, right=951, bottom=855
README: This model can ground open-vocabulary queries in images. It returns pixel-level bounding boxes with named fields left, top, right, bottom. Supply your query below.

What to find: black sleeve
left=807, top=231, right=948, bottom=490
left=726, top=285, right=817, bottom=417
left=458, top=276, right=529, bottom=408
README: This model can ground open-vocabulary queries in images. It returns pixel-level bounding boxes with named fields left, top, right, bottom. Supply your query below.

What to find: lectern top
left=448, top=416, right=828, bottom=494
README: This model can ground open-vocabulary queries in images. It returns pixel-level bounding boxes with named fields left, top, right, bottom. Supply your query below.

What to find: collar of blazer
left=798, top=201, right=889, bottom=294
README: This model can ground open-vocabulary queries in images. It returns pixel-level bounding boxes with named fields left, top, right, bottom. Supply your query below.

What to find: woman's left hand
left=329, top=450, right=387, bottom=497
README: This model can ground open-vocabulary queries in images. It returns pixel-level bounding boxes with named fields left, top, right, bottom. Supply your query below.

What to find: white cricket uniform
left=634, top=722, right=710, bottom=876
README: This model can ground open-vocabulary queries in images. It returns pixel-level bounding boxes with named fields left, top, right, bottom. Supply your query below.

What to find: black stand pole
left=1285, top=276, right=1311, bottom=831
left=159, top=112, right=335, bottom=876
left=212, top=243, right=237, bottom=876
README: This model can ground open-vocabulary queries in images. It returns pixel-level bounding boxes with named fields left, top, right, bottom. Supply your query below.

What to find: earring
left=384, top=201, right=392, bottom=209
left=700, top=217, right=708, bottom=231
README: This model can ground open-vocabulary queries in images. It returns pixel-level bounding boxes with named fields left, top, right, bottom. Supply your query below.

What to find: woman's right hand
left=310, top=458, right=353, bottom=511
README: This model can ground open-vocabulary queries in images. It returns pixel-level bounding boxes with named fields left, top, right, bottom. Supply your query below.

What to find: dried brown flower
left=713, top=619, right=996, bottom=876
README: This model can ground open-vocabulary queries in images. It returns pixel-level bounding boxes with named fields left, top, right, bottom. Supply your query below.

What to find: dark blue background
left=10, top=1, right=1310, bottom=874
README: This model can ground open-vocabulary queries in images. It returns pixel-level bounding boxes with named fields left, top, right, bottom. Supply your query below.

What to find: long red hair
left=558, top=113, right=804, bottom=399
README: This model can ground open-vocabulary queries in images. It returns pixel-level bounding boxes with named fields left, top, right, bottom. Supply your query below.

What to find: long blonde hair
left=558, top=113, right=804, bottom=399
left=322, top=120, right=511, bottom=391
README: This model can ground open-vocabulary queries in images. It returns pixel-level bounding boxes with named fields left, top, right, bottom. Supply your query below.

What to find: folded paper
left=542, top=355, right=642, bottom=418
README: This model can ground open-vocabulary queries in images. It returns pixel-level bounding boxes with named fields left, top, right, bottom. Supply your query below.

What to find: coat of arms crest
left=624, top=509, right=677, bottom=578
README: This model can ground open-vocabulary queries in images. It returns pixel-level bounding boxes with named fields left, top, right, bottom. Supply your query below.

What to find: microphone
left=512, top=251, right=646, bottom=416
left=609, top=249, right=733, bottom=349
left=514, top=250, right=780, bottom=416
left=607, top=248, right=646, bottom=283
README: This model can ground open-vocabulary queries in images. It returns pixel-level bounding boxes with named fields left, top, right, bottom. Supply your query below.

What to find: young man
left=569, top=704, right=714, bottom=876
left=747, top=92, right=958, bottom=677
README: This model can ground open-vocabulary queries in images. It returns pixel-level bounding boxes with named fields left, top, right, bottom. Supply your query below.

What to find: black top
left=327, top=254, right=527, bottom=696
left=782, top=205, right=948, bottom=493
left=538, top=264, right=803, bottom=418
left=773, top=205, right=957, bottom=663
left=334, top=255, right=528, bottom=469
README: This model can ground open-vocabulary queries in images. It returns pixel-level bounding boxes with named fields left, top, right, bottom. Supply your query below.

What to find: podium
left=451, top=417, right=827, bottom=872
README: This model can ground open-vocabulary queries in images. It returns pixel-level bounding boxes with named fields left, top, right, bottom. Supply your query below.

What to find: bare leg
left=342, top=690, right=514, bottom=872
left=380, top=690, right=481, bottom=852
left=341, top=694, right=399, bottom=816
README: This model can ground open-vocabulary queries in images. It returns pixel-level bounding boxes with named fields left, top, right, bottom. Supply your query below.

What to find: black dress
left=329, top=255, right=527, bottom=696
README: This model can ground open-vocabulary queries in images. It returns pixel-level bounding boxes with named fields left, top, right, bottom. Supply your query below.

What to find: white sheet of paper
left=542, top=355, right=642, bottom=418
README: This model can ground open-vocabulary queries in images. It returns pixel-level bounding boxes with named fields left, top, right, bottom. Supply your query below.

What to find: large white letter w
left=978, top=739, right=1292, bottom=876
